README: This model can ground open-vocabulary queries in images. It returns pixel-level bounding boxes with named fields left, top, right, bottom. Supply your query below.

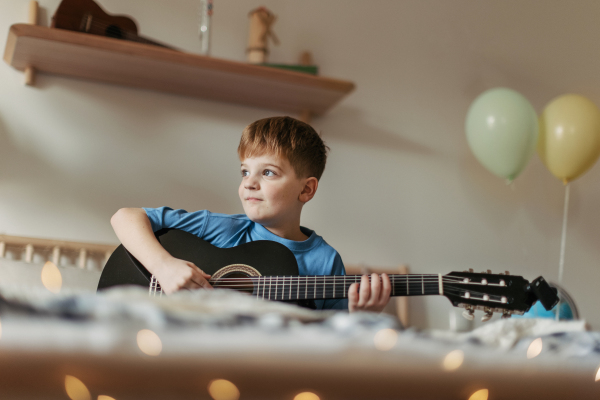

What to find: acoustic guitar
left=51, top=0, right=177, bottom=50
left=98, top=229, right=559, bottom=320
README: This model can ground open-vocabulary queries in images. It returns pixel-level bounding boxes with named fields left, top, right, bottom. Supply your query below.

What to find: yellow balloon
left=538, top=94, right=600, bottom=183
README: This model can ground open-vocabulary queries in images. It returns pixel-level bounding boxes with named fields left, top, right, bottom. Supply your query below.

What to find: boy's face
left=239, top=153, right=307, bottom=228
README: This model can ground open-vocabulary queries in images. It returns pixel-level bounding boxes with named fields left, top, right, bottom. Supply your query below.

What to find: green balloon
left=465, top=88, right=538, bottom=181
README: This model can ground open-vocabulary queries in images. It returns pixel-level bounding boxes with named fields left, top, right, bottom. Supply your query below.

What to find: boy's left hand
left=348, top=273, right=391, bottom=313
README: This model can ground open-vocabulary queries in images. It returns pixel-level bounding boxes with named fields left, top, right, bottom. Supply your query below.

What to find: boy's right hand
left=153, top=258, right=213, bottom=295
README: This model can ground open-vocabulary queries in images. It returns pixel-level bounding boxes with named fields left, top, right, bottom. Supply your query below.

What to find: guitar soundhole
left=213, top=272, right=254, bottom=294
left=105, top=25, right=124, bottom=39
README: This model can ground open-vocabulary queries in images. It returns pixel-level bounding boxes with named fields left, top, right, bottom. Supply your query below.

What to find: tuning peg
left=505, top=271, right=510, bottom=275
left=486, top=269, right=492, bottom=274
left=501, top=310, right=512, bottom=319
left=462, top=306, right=475, bottom=321
left=481, top=307, right=493, bottom=322
left=468, top=268, right=474, bottom=273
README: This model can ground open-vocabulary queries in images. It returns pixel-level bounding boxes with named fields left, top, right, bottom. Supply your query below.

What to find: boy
left=111, top=116, right=391, bottom=312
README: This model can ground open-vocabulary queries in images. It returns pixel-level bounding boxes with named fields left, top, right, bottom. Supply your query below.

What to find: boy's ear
left=299, top=177, right=318, bottom=203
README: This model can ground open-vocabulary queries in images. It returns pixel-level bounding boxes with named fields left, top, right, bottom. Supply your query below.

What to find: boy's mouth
left=245, top=197, right=262, bottom=202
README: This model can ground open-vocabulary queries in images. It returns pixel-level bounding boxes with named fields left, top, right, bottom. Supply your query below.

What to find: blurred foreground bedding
left=0, top=286, right=599, bottom=399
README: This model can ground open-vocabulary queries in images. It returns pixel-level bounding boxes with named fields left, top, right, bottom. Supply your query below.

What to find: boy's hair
left=238, top=116, right=329, bottom=180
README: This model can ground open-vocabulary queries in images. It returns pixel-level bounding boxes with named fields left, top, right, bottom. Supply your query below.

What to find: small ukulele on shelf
left=51, top=0, right=177, bottom=50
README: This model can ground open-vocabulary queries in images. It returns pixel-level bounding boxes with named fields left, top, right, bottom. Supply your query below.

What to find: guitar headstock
left=443, top=270, right=559, bottom=322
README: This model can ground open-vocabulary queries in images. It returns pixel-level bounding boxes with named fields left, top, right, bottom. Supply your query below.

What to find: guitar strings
left=200, top=275, right=467, bottom=283
left=148, top=273, right=505, bottom=300
left=147, top=280, right=498, bottom=301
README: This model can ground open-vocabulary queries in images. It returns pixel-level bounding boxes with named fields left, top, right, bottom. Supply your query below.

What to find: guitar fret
left=422, top=275, right=424, bottom=295
left=323, top=276, right=326, bottom=299
left=314, top=276, right=316, bottom=299
left=344, top=275, right=346, bottom=297
left=289, top=276, right=292, bottom=300
left=407, top=276, right=409, bottom=295
left=305, top=277, right=307, bottom=299
left=269, top=276, right=272, bottom=300
left=275, top=277, right=278, bottom=300
left=333, top=275, right=336, bottom=298
left=297, top=276, right=300, bottom=300
left=392, top=275, right=395, bottom=296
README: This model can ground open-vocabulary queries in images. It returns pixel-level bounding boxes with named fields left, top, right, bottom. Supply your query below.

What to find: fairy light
left=527, top=338, right=543, bottom=359
left=136, top=329, right=162, bottom=356
left=294, top=392, right=320, bottom=400
left=41, top=261, right=62, bottom=293
left=207, top=379, right=240, bottom=400
left=442, top=350, right=464, bottom=371
left=373, top=328, right=398, bottom=351
left=65, top=375, right=91, bottom=400
left=468, top=388, right=489, bottom=400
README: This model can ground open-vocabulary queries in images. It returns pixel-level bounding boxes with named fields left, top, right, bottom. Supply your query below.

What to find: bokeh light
left=41, top=261, right=62, bottom=293
left=468, top=388, right=488, bottom=400
left=442, top=349, right=464, bottom=371
left=137, top=329, right=162, bottom=356
left=527, top=338, right=543, bottom=359
left=373, top=328, right=398, bottom=351
left=595, top=365, right=600, bottom=382
left=294, top=392, right=320, bottom=400
left=98, top=396, right=116, bottom=400
left=65, top=375, right=91, bottom=400
left=207, top=379, right=240, bottom=400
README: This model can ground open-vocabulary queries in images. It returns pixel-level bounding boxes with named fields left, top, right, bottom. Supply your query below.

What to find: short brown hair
left=237, top=116, right=329, bottom=180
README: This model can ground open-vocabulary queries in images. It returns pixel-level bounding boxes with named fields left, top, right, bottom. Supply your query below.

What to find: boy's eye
left=241, top=170, right=249, bottom=177
left=263, top=169, right=276, bottom=177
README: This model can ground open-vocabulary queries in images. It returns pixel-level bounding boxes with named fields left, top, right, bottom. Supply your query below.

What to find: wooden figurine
left=247, top=7, right=279, bottom=64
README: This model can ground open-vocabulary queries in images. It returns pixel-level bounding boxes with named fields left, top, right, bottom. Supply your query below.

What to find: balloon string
left=556, top=182, right=570, bottom=321
left=558, top=183, right=570, bottom=284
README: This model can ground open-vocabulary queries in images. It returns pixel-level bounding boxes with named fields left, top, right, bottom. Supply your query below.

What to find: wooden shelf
left=3, top=24, right=355, bottom=116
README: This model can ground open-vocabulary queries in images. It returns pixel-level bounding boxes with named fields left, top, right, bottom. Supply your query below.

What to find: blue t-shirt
left=143, top=207, right=348, bottom=310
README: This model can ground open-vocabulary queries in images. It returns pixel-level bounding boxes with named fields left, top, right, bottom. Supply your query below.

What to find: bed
left=0, top=235, right=598, bottom=400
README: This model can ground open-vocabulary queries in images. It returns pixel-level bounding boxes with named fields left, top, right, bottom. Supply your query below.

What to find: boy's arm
left=110, top=208, right=212, bottom=294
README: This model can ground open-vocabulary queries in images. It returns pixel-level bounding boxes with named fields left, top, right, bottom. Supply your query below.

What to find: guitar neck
left=225, top=274, right=444, bottom=302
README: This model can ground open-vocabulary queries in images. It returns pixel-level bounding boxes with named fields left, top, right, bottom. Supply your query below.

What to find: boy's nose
left=244, top=175, right=259, bottom=190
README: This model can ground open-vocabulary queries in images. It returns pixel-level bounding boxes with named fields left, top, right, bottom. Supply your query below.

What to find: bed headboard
left=0, top=234, right=117, bottom=271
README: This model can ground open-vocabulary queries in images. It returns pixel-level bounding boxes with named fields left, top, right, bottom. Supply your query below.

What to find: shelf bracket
left=24, top=0, right=38, bottom=86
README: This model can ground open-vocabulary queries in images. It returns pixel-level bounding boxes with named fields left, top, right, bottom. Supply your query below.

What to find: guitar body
left=98, top=229, right=301, bottom=291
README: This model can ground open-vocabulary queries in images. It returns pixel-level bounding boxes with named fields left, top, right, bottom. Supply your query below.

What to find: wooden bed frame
left=0, top=234, right=117, bottom=270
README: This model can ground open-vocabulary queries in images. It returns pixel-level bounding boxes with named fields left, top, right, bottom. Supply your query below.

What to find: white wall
left=1, top=0, right=599, bottom=329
